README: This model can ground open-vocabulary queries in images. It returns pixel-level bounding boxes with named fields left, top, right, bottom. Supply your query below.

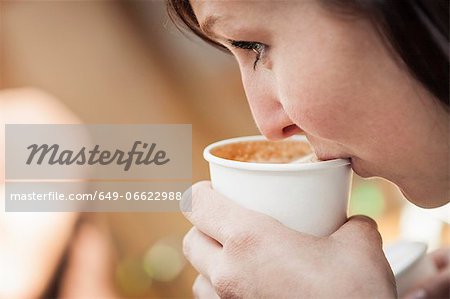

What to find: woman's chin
left=399, top=187, right=450, bottom=209
left=348, top=157, right=449, bottom=208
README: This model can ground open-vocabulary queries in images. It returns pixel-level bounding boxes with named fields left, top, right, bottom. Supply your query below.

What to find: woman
left=168, top=0, right=449, bottom=298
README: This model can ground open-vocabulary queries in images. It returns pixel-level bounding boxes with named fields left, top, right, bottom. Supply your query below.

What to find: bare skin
left=181, top=1, right=450, bottom=298
left=192, top=0, right=449, bottom=208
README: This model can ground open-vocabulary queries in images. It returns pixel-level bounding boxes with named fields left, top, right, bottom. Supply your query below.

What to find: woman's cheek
left=279, top=78, right=352, bottom=143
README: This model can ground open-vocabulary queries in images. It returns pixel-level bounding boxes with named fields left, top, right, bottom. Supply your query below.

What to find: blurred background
left=0, top=1, right=448, bottom=298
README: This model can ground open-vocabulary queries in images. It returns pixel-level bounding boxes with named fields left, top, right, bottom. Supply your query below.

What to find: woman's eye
left=228, top=40, right=266, bottom=70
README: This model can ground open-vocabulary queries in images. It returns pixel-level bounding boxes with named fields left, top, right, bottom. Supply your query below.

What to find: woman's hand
left=182, top=181, right=396, bottom=298
left=403, top=247, right=450, bottom=299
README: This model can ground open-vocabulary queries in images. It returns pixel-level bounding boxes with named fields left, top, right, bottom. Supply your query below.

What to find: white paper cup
left=384, top=241, right=437, bottom=297
left=203, top=135, right=353, bottom=237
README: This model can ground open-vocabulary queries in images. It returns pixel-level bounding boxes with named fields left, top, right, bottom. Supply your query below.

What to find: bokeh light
left=349, top=179, right=386, bottom=219
left=115, top=256, right=151, bottom=296
left=144, top=238, right=185, bottom=282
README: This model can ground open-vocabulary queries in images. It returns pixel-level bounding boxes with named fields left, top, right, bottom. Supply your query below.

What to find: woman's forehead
left=190, top=1, right=305, bottom=37
left=190, top=1, right=295, bottom=21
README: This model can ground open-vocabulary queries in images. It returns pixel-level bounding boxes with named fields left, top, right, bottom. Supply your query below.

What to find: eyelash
left=228, top=40, right=266, bottom=70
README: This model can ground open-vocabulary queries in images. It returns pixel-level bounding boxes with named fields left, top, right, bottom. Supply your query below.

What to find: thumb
left=332, top=215, right=396, bottom=294
left=332, top=215, right=382, bottom=248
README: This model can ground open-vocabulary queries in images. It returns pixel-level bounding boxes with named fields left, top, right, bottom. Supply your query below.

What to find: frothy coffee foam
left=210, top=140, right=312, bottom=163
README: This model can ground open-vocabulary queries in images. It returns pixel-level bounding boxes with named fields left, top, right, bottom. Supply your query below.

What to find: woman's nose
left=250, top=99, right=301, bottom=140
left=241, top=71, right=301, bottom=140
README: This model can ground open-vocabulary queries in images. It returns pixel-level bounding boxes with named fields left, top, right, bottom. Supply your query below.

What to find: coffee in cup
left=210, top=140, right=312, bottom=163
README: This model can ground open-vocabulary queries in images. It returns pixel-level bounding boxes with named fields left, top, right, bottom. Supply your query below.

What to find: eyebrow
left=199, top=15, right=221, bottom=37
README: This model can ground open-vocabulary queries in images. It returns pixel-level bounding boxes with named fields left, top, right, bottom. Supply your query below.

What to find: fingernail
left=406, top=289, right=427, bottom=299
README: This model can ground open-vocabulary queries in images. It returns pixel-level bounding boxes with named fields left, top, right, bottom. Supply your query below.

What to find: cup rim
left=203, top=135, right=350, bottom=171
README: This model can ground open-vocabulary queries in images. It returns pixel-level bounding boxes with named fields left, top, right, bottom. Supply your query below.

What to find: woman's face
left=191, top=1, right=449, bottom=207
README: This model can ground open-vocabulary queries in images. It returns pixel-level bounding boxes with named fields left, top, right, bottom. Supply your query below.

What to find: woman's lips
left=348, top=156, right=372, bottom=178
left=315, top=153, right=347, bottom=161
left=294, top=132, right=351, bottom=162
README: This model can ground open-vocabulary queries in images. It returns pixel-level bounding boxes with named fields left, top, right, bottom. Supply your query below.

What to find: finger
left=403, top=268, right=450, bottom=299
left=332, top=215, right=381, bottom=246
left=193, top=275, right=220, bottom=299
left=183, top=227, right=221, bottom=278
left=182, top=181, right=273, bottom=244
left=429, top=247, right=450, bottom=270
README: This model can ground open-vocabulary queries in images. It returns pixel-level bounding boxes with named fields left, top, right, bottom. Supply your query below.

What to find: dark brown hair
left=167, top=0, right=449, bottom=107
